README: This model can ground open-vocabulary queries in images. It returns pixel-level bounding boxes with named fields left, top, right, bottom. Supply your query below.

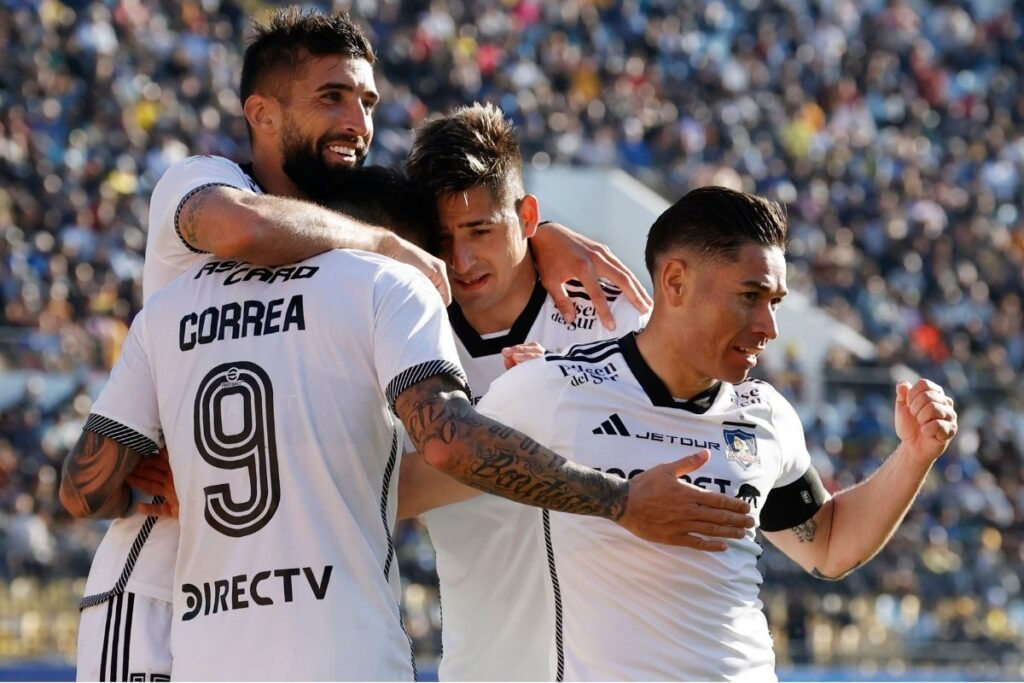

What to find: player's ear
left=658, top=253, right=690, bottom=307
left=244, top=94, right=282, bottom=137
left=517, top=194, right=540, bottom=239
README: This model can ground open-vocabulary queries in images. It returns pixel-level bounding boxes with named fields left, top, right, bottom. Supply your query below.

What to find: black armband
left=759, top=466, right=828, bottom=532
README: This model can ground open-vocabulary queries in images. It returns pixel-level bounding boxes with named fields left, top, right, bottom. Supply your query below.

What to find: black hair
left=326, top=166, right=439, bottom=253
left=644, top=186, right=788, bottom=275
left=240, top=7, right=375, bottom=113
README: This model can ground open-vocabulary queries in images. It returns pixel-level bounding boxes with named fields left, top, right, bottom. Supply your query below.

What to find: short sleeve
left=372, top=263, right=471, bottom=411
left=610, top=291, right=651, bottom=332
left=771, top=392, right=812, bottom=489
left=475, top=358, right=562, bottom=445
left=145, top=156, right=257, bottom=299
left=86, top=311, right=162, bottom=456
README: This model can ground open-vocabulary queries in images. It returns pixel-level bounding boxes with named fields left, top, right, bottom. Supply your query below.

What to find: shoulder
left=152, top=155, right=256, bottom=202
left=564, top=278, right=623, bottom=304
left=726, top=377, right=801, bottom=426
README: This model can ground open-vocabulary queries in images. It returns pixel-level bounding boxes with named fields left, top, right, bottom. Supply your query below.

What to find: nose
left=753, top=304, right=779, bottom=341
left=447, top=237, right=475, bottom=275
left=341, top=101, right=371, bottom=138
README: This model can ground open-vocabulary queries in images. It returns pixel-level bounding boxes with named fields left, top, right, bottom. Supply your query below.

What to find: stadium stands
left=1, top=0, right=1021, bottom=675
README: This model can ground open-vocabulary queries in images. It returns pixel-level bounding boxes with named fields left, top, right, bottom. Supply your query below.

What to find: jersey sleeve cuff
left=83, top=413, right=160, bottom=457
left=173, top=182, right=236, bottom=254
left=385, top=360, right=472, bottom=413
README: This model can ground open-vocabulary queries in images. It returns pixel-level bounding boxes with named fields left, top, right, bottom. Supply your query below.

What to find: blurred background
left=1, top=0, right=1023, bottom=679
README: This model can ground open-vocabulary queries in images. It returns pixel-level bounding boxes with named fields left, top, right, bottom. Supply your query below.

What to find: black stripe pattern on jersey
left=563, top=278, right=622, bottom=303
left=80, top=507, right=163, bottom=610
left=173, top=182, right=237, bottom=254
left=385, top=360, right=471, bottom=412
left=447, top=280, right=547, bottom=357
left=83, top=414, right=159, bottom=457
left=543, top=510, right=565, bottom=681
left=545, top=337, right=621, bottom=365
left=97, top=592, right=136, bottom=682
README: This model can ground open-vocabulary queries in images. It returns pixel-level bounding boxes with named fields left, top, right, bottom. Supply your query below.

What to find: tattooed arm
left=394, top=374, right=755, bottom=548
left=178, top=186, right=450, bottom=304
left=763, top=380, right=957, bottom=580
left=59, top=431, right=143, bottom=519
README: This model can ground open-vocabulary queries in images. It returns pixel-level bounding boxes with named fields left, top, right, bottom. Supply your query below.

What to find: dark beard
left=280, top=126, right=367, bottom=205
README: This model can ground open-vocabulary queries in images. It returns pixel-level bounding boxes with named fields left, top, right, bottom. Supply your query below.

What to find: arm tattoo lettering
left=181, top=186, right=216, bottom=247
left=60, top=430, right=141, bottom=519
left=791, top=518, right=817, bottom=543
left=396, top=376, right=628, bottom=520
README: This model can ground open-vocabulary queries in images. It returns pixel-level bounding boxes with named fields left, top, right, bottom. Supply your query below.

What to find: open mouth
left=455, top=274, right=489, bottom=291
left=734, top=346, right=762, bottom=365
left=325, top=143, right=361, bottom=165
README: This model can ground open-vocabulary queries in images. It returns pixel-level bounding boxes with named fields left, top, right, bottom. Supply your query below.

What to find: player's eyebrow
left=314, top=82, right=380, bottom=103
left=741, top=280, right=788, bottom=296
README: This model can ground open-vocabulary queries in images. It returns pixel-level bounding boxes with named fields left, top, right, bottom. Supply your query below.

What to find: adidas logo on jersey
left=593, top=413, right=630, bottom=436
left=591, top=414, right=721, bottom=451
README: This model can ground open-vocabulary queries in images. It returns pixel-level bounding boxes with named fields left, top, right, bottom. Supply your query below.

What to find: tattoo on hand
left=61, top=431, right=140, bottom=519
left=792, top=519, right=817, bottom=543
left=397, top=376, right=627, bottom=520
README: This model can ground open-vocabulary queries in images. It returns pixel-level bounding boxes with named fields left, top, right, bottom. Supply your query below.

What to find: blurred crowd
left=2, top=0, right=1023, bottom=671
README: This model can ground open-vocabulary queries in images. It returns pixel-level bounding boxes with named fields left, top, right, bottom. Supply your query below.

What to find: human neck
left=250, top=147, right=306, bottom=200
left=461, top=258, right=538, bottom=335
left=635, top=315, right=717, bottom=399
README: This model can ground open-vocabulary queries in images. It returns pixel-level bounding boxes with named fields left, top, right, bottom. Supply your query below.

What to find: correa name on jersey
left=179, top=295, right=306, bottom=351
left=181, top=564, right=332, bottom=621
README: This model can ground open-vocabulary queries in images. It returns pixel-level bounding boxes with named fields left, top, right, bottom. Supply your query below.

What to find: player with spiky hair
left=401, top=104, right=757, bottom=681
left=68, top=6, right=652, bottom=679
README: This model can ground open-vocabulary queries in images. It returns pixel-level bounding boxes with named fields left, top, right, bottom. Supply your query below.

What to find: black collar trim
left=448, top=280, right=548, bottom=358
left=619, top=331, right=721, bottom=414
left=239, top=162, right=266, bottom=193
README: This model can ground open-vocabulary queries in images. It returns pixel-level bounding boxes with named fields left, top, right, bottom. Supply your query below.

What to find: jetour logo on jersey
left=723, top=427, right=760, bottom=470
left=591, top=414, right=721, bottom=450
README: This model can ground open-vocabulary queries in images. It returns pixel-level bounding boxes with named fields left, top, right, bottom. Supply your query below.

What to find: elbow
left=421, top=442, right=457, bottom=473
left=59, top=478, right=88, bottom=519
left=208, top=219, right=266, bottom=262
left=811, top=558, right=861, bottom=582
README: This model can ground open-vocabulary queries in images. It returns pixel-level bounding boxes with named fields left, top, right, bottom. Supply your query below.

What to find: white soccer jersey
left=85, top=250, right=467, bottom=680
left=475, top=332, right=816, bottom=681
left=424, top=280, right=647, bottom=681
left=82, top=155, right=260, bottom=610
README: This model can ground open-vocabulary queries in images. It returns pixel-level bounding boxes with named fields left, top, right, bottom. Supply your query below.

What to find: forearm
left=821, top=444, right=932, bottom=576
left=397, top=385, right=628, bottom=520
left=224, top=193, right=390, bottom=265
left=183, top=186, right=391, bottom=266
left=59, top=431, right=141, bottom=519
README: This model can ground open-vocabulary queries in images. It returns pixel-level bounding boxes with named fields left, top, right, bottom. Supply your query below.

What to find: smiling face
left=277, top=54, right=378, bottom=202
left=670, top=243, right=787, bottom=389
left=437, top=185, right=539, bottom=333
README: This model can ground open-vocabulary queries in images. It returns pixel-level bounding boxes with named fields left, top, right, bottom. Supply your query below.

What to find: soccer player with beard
left=72, top=8, right=651, bottom=681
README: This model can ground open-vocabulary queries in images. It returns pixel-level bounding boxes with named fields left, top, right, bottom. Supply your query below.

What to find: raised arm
left=60, top=430, right=143, bottom=520
left=394, top=374, right=755, bottom=549
left=179, top=185, right=450, bottom=304
left=764, top=379, right=957, bottom=579
left=531, top=221, right=652, bottom=330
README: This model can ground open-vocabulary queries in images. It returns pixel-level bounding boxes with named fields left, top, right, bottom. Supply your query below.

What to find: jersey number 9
left=194, top=362, right=281, bottom=537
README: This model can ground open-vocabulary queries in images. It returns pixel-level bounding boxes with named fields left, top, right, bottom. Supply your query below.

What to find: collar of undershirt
left=447, top=279, right=548, bottom=358
left=618, top=331, right=721, bottom=414
left=238, top=162, right=266, bottom=193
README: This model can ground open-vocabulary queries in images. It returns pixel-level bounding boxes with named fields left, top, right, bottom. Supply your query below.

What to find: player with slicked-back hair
left=454, top=185, right=957, bottom=680
left=400, top=107, right=755, bottom=682
left=67, top=6, right=655, bottom=677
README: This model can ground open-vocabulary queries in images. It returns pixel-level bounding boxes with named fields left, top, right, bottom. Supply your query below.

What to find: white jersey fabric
left=424, top=281, right=646, bottom=681
left=82, top=155, right=259, bottom=610
left=475, top=332, right=814, bottom=681
left=85, top=249, right=468, bottom=680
